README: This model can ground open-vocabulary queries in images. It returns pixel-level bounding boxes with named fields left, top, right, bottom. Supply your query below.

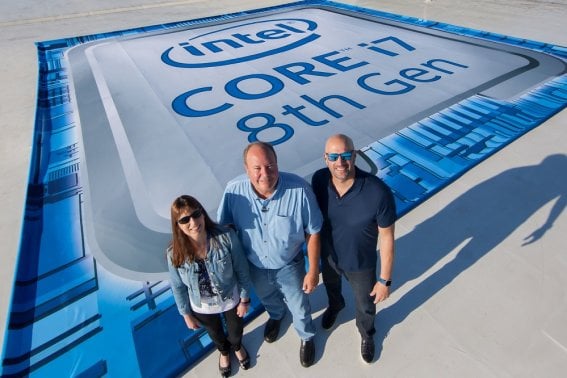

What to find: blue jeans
left=321, top=252, right=376, bottom=340
left=248, top=252, right=316, bottom=341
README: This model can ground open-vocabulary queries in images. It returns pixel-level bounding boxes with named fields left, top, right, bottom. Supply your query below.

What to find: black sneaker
left=300, top=339, right=315, bottom=367
left=361, top=338, right=375, bottom=363
left=263, top=318, right=282, bottom=343
left=321, top=306, right=343, bottom=329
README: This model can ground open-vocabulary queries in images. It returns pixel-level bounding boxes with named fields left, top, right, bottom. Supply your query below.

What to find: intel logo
left=161, top=18, right=320, bottom=68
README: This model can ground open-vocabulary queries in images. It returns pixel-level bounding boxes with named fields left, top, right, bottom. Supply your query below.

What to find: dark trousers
left=321, top=252, right=376, bottom=340
left=192, top=306, right=243, bottom=355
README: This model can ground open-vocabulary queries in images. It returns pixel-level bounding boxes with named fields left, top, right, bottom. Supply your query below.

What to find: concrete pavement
left=1, top=1, right=566, bottom=377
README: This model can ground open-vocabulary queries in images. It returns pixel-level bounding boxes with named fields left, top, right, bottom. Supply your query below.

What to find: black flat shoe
left=321, top=306, right=344, bottom=330
left=263, top=318, right=282, bottom=343
left=235, top=345, right=250, bottom=370
left=219, top=353, right=231, bottom=377
left=300, top=339, right=315, bottom=367
left=361, top=338, right=375, bottom=364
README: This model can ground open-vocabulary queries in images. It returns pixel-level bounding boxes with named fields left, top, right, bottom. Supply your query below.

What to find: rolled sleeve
left=303, top=183, right=323, bottom=235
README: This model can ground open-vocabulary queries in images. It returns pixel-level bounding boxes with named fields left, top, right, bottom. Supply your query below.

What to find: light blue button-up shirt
left=218, top=172, right=323, bottom=269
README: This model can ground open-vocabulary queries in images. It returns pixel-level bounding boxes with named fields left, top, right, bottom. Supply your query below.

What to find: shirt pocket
left=274, top=214, right=303, bottom=249
left=211, top=252, right=234, bottom=285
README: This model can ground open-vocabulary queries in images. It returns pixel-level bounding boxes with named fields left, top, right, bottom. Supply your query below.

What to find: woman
left=167, top=195, right=252, bottom=377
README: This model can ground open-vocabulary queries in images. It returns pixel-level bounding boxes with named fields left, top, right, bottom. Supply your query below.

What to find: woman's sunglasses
left=177, top=208, right=203, bottom=224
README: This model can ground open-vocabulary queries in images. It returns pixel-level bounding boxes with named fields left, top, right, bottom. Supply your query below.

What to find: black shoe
left=361, top=338, right=375, bottom=363
left=321, top=306, right=344, bottom=329
left=235, top=345, right=250, bottom=370
left=219, top=353, right=231, bottom=377
left=263, top=318, right=281, bottom=343
left=300, top=339, right=315, bottom=367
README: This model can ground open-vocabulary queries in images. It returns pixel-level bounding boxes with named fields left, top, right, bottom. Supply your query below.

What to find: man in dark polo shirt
left=311, top=133, right=396, bottom=364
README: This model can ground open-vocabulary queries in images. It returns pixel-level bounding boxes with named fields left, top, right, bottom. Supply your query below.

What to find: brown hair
left=169, top=195, right=220, bottom=267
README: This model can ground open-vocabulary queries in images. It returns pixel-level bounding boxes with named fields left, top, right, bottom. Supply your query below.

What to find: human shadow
left=374, top=153, right=567, bottom=358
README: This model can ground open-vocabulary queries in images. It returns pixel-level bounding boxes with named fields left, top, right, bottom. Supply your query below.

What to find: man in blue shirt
left=311, top=134, right=396, bottom=364
left=218, top=141, right=323, bottom=368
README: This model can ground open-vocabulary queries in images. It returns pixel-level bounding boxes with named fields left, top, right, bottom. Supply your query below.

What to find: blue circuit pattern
left=2, top=1, right=566, bottom=377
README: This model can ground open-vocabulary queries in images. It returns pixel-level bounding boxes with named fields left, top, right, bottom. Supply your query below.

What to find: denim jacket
left=167, top=227, right=251, bottom=315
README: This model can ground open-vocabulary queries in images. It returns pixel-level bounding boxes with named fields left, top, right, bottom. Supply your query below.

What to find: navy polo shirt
left=311, top=167, right=396, bottom=272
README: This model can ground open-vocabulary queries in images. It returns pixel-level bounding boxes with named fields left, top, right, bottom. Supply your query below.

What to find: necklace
left=195, top=238, right=208, bottom=259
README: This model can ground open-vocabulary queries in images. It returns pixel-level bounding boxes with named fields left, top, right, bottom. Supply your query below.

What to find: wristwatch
left=377, top=277, right=392, bottom=287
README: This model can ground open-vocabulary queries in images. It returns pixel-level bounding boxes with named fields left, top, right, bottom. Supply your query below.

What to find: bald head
left=243, top=141, right=277, bottom=165
left=325, top=134, right=354, bottom=152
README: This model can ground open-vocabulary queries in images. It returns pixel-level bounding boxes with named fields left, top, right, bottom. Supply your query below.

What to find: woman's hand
left=183, top=314, right=200, bottom=330
left=237, top=299, right=250, bottom=317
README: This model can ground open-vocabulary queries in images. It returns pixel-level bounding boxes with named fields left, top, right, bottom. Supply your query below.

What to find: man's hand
left=302, top=270, right=319, bottom=294
left=303, top=232, right=321, bottom=294
left=370, top=282, right=390, bottom=304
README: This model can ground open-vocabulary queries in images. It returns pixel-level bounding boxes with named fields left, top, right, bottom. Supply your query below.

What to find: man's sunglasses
left=326, top=151, right=354, bottom=162
left=177, top=209, right=203, bottom=224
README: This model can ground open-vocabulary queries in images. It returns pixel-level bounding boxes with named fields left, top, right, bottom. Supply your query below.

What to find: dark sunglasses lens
left=178, top=209, right=203, bottom=224
left=327, top=152, right=352, bottom=161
